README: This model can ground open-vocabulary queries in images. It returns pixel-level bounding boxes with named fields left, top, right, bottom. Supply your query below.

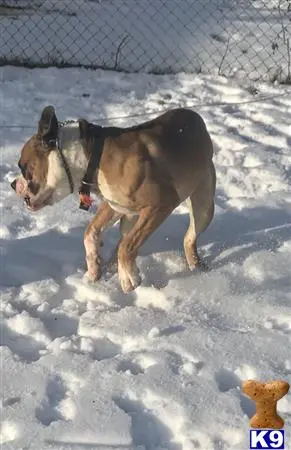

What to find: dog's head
left=11, top=105, right=73, bottom=212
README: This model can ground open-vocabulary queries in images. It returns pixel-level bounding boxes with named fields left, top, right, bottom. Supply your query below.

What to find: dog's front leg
left=84, top=202, right=121, bottom=281
left=117, top=204, right=176, bottom=293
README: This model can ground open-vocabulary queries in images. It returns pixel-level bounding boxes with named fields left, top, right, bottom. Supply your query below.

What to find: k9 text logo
left=250, top=430, right=285, bottom=449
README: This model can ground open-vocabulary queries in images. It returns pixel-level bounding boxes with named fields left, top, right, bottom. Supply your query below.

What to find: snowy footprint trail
left=0, top=67, right=291, bottom=449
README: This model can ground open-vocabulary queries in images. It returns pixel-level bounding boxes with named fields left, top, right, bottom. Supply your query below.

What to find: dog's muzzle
left=11, top=179, right=31, bottom=207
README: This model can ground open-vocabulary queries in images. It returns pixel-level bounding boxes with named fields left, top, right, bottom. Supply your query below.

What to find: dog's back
left=100, top=108, right=215, bottom=206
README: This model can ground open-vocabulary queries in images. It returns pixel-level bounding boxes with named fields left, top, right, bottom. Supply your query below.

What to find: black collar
left=78, top=124, right=126, bottom=211
left=56, top=140, right=74, bottom=194
left=44, top=122, right=128, bottom=211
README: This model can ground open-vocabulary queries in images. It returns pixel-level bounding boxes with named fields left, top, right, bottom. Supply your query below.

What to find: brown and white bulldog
left=11, top=105, right=216, bottom=293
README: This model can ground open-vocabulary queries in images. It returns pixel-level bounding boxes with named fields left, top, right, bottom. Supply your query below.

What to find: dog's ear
left=38, top=105, right=58, bottom=146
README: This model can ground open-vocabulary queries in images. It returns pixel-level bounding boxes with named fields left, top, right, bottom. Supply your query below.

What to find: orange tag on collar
left=79, top=193, right=93, bottom=211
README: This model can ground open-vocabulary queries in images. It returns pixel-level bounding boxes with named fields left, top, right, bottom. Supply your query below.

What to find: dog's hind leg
left=84, top=202, right=121, bottom=281
left=183, top=162, right=216, bottom=270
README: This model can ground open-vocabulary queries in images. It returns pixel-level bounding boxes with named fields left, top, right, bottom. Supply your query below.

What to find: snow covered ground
left=0, top=66, right=291, bottom=449
left=1, top=0, right=290, bottom=82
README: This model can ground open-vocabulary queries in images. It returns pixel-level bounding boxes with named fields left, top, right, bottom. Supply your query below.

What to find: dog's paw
left=84, top=266, right=101, bottom=283
left=118, top=264, right=141, bottom=293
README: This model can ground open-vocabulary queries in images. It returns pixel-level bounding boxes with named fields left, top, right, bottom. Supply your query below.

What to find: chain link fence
left=0, top=0, right=290, bottom=83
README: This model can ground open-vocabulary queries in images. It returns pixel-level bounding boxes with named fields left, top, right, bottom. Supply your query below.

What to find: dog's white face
left=11, top=106, right=73, bottom=211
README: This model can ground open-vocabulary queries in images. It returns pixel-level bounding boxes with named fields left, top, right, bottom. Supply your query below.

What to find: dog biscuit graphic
left=242, top=380, right=290, bottom=429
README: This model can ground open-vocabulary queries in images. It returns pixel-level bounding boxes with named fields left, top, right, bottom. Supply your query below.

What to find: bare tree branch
left=114, top=35, right=129, bottom=70
left=218, top=36, right=231, bottom=76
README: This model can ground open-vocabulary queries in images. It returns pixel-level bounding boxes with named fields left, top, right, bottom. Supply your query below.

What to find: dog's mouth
left=24, top=196, right=32, bottom=208
left=25, top=191, right=53, bottom=212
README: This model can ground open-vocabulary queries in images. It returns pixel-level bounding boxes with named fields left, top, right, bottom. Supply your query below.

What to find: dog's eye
left=18, top=161, right=27, bottom=176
